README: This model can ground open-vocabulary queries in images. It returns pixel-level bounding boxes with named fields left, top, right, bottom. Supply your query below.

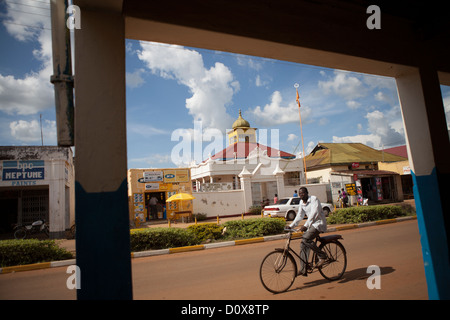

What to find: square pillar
left=74, top=8, right=132, bottom=299
left=396, top=66, right=450, bottom=299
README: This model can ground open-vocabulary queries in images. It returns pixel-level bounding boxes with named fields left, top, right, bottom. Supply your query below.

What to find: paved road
left=0, top=220, right=427, bottom=300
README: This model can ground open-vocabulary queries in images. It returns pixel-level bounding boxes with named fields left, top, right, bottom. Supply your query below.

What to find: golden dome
left=232, top=110, right=250, bottom=129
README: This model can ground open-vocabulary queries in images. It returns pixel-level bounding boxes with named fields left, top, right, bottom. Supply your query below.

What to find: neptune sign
left=2, top=160, right=45, bottom=186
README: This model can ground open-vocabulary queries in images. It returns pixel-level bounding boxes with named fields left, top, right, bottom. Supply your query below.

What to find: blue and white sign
left=2, top=160, right=45, bottom=181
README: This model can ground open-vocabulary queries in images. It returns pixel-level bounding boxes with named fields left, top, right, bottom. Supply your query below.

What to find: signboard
left=345, top=183, right=356, bottom=196
left=143, top=171, right=163, bottom=182
left=163, top=169, right=190, bottom=183
left=1, top=160, right=45, bottom=186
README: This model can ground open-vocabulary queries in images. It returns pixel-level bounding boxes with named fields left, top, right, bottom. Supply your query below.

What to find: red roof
left=209, top=142, right=296, bottom=161
left=383, top=145, right=408, bottom=159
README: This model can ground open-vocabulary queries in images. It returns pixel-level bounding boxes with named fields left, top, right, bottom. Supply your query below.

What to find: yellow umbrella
left=166, top=192, right=195, bottom=202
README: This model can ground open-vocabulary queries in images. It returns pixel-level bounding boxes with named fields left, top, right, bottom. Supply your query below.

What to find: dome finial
left=232, top=109, right=250, bottom=129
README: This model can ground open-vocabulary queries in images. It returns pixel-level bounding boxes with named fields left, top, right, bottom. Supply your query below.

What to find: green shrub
left=0, top=239, right=73, bottom=267
left=223, top=218, right=286, bottom=239
left=130, top=227, right=199, bottom=252
left=327, top=205, right=409, bottom=225
left=187, top=223, right=224, bottom=243
left=248, top=205, right=262, bottom=215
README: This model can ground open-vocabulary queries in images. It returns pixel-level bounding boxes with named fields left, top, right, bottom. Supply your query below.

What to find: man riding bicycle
left=286, top=187, right=328, bottom=275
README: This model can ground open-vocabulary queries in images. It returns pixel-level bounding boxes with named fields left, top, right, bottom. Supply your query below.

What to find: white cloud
left=333, top=109, right=405, bottom=148
left=10, top=119, right=56, bottom=144
left=287, top=133, right=297, bottom=141
left=249, top=91, right=311, bottom=126
left=346, top=100, right=361, bottom=109
left=0, top=7, right=54, bottom=116
left=236, top=55, right=263, bottom=71
left=318, top=70, right=367, bottom=101
left=137, top=41, right=237, bottom=131
left=126, top=68, right=146, bottom=88
left=333, top=133, right=381, bottom=149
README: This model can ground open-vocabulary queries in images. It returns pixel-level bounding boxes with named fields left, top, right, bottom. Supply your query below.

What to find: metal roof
left=305, top=143, right=407, bottom=168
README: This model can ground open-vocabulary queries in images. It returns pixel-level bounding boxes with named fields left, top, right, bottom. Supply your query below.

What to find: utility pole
left=50, top=0, right=74, bottom=146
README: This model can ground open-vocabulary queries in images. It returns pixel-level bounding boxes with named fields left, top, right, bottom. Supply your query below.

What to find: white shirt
left=289, top=195, right=327, bottom=232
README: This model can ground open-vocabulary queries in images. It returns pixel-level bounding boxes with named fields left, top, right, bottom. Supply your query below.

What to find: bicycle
left=260, top=228, right=347, bottom=294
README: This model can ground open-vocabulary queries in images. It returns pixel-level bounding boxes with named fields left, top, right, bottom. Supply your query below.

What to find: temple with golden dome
left=190, top=110, right=304, bottom=215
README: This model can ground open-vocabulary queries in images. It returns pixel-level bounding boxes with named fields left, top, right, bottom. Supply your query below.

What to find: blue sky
left=1, top=0, right=450, bottom=169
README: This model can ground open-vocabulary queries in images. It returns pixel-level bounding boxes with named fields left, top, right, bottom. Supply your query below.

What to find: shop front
left=331, top=170, right=402, bottom=206
left=0, top=147, right=75, bottom=238
left=127, top=168, right=193, bottom=223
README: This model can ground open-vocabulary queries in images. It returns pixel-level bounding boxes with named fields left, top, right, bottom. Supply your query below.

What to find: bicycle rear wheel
left=260, top=250, right=296, bottom=294
left=318, top=241, right=347, bottom=280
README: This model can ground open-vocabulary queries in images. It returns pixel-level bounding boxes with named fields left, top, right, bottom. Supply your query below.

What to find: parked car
left=263, top=197, right=333, bottom=220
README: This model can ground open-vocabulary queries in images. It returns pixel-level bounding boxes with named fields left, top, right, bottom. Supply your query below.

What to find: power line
left=4, top=0, right=50, bottom=10
left=2, top=20, right=51, bottom=30
left=6, top=7, right=50, bottom=17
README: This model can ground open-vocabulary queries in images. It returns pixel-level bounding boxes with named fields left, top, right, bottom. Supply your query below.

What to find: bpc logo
left=66, top=5, right=81, bottom=30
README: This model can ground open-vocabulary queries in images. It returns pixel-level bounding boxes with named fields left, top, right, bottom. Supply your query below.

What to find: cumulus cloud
left=126, top=68, right=146, bottom=88
left=318, top=70, right=367, bottom=101
left=333, top=110, right=405, bottom=148
left=0, top=5, right=54, bottom=116
left=137, top=41, right=238, bottom=131
left=248, top=91, right=311, bottom=126
left=10, top=119, right=56, bottom=144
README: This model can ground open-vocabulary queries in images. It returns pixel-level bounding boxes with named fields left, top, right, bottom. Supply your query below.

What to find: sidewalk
left=56, top=214, right=418, bottom=260
left=0, top=203, right=417, bottom=274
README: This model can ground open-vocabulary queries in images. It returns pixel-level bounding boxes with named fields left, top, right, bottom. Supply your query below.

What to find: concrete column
left=74, top=8, right=132, bottom=299
left=239, top=166, right=252, bottom=212
left=396, top=67, right=450, bottom=299
left=48, top=160, right=65, bottom=238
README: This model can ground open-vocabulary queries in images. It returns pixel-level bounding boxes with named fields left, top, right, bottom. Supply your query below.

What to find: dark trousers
left=150, top=205, right=157, bottom=219
left=299, top=227, right=327, bottom=274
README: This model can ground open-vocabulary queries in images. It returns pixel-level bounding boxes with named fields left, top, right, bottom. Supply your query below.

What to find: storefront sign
left=345, top=183, right=356, bottom=196
left=1, top=160, right=45, bottom=185
left=143, top=171, right=163, bottom=182
left=145, top=183, right=160, bottom=190
left=163, top=169, right=190, bottom=183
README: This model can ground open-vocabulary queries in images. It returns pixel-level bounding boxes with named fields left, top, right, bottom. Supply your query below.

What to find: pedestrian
left=341, top=188, right=348, bottom=207
left=337, top=190, right=343, bottom=208
left=293, top=190, right=298, bottom=197
left=149, top=195, right=158, bottom=219
left=274, top=194, right=278, bottom=204
left=287, top=187, right=328, bottom=275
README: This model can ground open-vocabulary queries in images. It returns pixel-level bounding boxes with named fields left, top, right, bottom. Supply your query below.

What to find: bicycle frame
left=276, top=230, right=344, bottom=276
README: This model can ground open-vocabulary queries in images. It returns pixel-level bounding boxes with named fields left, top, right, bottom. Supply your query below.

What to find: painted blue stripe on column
left=411, top=168, right=450, bottom=300
left=75, top=179, right=132, bottom=300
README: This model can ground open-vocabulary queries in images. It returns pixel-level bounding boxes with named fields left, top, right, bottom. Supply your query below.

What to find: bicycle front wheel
left=318, top=241, right=347, bottom=281
left=260, top=251, right=296, bottom=294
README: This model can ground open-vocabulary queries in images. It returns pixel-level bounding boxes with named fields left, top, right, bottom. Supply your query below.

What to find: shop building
left=0, top=146, right=75, bottom=238
left=304, top=143, right=408, bottom=205
left=127, top=168, right=192, bottom=222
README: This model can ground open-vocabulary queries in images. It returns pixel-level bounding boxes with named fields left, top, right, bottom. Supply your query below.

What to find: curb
left=0, top=216, right=417, bottom=274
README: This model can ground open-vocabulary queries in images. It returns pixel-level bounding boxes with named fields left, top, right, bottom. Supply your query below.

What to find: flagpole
left=295, top=83, right=308, bottom=184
